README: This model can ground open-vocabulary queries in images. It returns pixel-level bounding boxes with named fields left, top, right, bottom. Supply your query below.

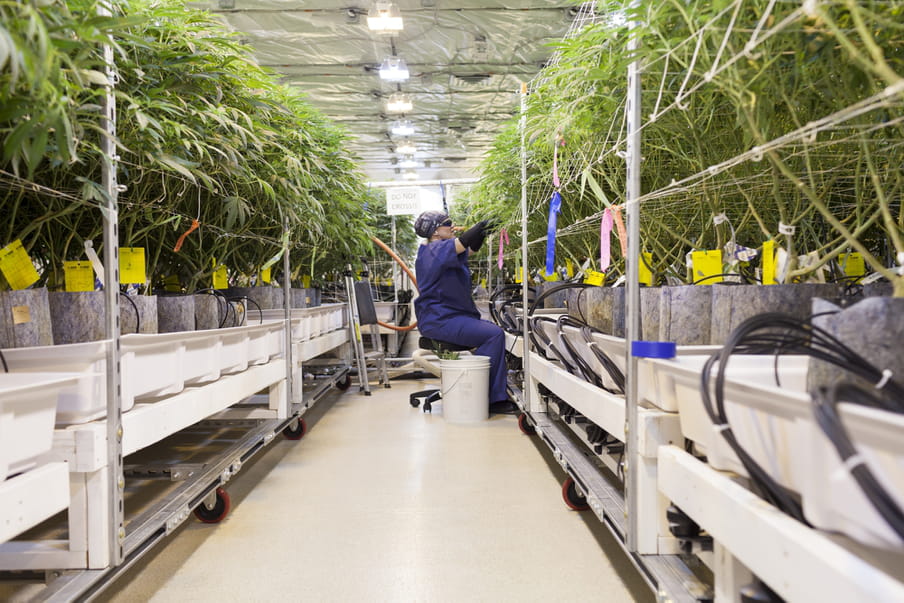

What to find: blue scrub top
left=414, top=238, right=480, bottom=328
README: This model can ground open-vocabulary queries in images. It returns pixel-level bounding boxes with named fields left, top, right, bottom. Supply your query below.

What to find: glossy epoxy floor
left=100, top=378, right=652, bottom=602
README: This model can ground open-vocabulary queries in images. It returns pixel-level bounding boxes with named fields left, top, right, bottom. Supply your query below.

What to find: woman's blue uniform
left=414, top=238, right=507, bottom=404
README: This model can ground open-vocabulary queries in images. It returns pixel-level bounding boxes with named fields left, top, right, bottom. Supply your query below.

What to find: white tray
left=0, top=373, right=81, bottom=479
left=802, top=402, right=904, bottom=551
left=644, top=354, right=811, bottom=483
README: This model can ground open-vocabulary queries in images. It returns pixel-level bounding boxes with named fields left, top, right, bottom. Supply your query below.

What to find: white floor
left=95, top=378, right=652, bottom=602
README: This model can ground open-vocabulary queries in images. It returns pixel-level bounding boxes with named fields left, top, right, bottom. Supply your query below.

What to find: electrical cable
left=812, top=382, right=904, bottom=542
left=119, top=292, right=141, bottom=334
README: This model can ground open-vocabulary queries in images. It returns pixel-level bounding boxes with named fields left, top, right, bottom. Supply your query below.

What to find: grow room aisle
left=95, top=378, right=652, bottom=602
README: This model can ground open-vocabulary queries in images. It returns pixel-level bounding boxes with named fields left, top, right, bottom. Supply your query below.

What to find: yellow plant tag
left=480, top=279, right=487, bottom=289
left=692, top=250, right=722, bottom=284
left=515, top=267, right=524, bottom=284
left=119, top=248, right=146, bottom=284
left=259, top=267, right=271, bottom=284
left=64, top=261, right=95, bottom=292
left=163, top=275, right=181, bottom=292
left=302, top=275, right=311, bottom=288
left=638, top=252, right=653, bottom=286
left=762, top=240, right=776, bottom=284
left=840, top=252, right=865, bottom=281
left=542, top=269, right=559, bottom=282
left=565, top=259, right=574, bottom=279
left=0, top=240, right=40, bottom=290
left=583, top=269, right=605, bottom=286
left=213, top=264, right=228, bottom=289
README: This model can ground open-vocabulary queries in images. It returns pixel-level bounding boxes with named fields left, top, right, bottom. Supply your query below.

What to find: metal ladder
left=343, top=266, right=390, bottom=395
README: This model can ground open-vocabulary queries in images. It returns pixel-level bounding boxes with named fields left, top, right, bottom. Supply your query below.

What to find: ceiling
left=199, top=1, right=581, bottom=183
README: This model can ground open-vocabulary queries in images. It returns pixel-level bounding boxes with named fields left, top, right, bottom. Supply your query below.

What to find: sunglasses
left=439, top=219, right=453, bottom=227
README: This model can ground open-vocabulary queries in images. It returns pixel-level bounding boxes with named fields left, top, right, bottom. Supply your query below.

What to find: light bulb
left=367, top=2, right=404, bottom=34
left=402, top=170, right=418, bottom=180
left=379, top=56, right=409, bottom=82
left=386, top=92, right=413, bottom=113
left=395, top=140, right=416, bottom=154
left=390, top=120, right=414, bottom=136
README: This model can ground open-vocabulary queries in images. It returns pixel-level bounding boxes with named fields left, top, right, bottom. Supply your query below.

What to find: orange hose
left=370, top=235, right=420, bottom=332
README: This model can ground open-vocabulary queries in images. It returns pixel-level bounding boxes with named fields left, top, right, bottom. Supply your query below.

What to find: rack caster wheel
left=562, top=477, right=589, bottom=511
left=282, top=418, right=307, bottom=440
left=410, top=397, right=421, bottom=408
left=517, top=413, right=535, bottom=435
left=194, top=487, right=231, bottom=523
left=336, top=375, right=352, bottom=391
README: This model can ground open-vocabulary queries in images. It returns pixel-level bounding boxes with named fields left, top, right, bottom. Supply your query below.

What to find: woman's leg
left=421, top=316, right=508, bottom=403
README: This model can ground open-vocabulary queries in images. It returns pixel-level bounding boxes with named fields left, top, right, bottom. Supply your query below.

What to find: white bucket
left=440, top=354, right=490, bottom=424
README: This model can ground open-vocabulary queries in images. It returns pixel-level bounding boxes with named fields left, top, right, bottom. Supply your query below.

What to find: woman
left=413, top=210, right=512, bottom=412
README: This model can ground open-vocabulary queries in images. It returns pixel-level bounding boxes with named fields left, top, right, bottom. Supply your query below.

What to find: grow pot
left=49, top=291, right=158, bottom=344
left=0, top=288, right=53, bottom=348
left=709, top=283, right=842, bottom=345
left=157, top=294, right=195, bottom=333
left=809, top=295, right=904, bottom=409
left=194, top=292, right=222, bottom=330
left=566, top=287, right=625, bottom=337
left=659, top=285, right=713, bottom=346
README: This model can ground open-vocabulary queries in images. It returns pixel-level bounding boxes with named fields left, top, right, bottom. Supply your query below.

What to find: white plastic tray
left=644, top=354, right=810, bottom=482
left=802, top=402, right=904, bottom=551
left=0, top=373, right=81, bottom=479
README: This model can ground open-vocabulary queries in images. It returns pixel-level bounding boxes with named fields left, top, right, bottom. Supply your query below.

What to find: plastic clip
left=715, top=424, right=731, bottom=433
left=778, top=222, right=796, bottom=236
left=875, top=369, right=893, bottom=390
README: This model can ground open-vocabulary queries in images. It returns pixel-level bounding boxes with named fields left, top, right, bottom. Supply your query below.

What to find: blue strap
left=545, top=190, right=562, bottom=276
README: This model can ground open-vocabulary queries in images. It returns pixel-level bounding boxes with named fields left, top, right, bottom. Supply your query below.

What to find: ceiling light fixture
left=385, top=92, right=412, bottom=113
left=402, top=170, right=418, bottom=180
left=378, top=56, right=409, bottom=82
left=399, top=156, right=418, bottom=168
left=390, top=120, right=414, bottom=136
left=395, top=140, right=416, bottom=154
left=367, top=2, right=404, bottom=34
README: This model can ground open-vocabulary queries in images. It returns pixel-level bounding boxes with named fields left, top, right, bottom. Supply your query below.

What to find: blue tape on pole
left=545, top=190, right=562, bottom=276
left=631, top=340, right=677, bottom=359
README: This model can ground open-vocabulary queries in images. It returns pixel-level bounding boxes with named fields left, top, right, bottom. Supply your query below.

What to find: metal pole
left=520, top=81, right=531, bottom=412
left=625, top=1, right=643, bottom=553
left=99, top=0, right=124, bottom=566
left=283, top=221, right=293, bottom=417
left=391, top=216, right=398, bottom=304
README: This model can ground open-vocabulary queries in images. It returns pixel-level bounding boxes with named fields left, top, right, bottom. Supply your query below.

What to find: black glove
left=458, top=220, right=490, bottom=252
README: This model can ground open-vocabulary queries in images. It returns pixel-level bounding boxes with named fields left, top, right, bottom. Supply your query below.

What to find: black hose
left=119, top=292, right=141, bottom=334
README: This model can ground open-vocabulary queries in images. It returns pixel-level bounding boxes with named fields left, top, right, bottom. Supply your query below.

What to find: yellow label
left=64, top=260, right=95, bottom=292
left=515, top=267, right=524, bottom=284
left=583, top=269, right=605, bottom=286
left=302, top=275, right=312, bottom=288
left=119, top=247, right=146, bottom=284
left=480, top=279, right=487, bottom=289
left=638, top=252, right=653, bottom=286
left=839, top=252, right=866, bottom=280
left=565, top=259, right=574, bottom=279
left=0, top=240, right=40, bottom=290
left=542, top=269, right=559, bottom=282
left=692, top=250, right=722, bottom=284
left=259, top=267, right=271, bottom=284
left=213, top=262, right=228, bottom=289
left=12, top=305, right=31, bottom=324
left=762, top=240, right=776, bottom=285
left=163, top=274, right=181, bottom=293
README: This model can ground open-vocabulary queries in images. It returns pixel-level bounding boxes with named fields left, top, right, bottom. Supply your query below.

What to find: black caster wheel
left=410, top=396, right=421, bottom=408
left=517, top=413, right=535, bottom=435
left=336, top=375, right=352, bottom=391
left=282, top=417, right=307, bottom=440
left=562, top=477, right=589, bottom=511
left=194, top=487, right=231, bottom=523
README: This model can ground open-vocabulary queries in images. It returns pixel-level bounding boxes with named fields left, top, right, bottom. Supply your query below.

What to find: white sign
left=385, top=188, right=421, bottom=215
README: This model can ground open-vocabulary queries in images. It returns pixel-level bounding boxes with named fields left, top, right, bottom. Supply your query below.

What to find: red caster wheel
left=336, top=374, right=352, bottom=391
left=282, top=417, right=307, bottom=440
left=194, top=487, right=231, bottom=523
left=562, top=477, right=589, bottom=511
left=517, top=413, right=535, bottom=435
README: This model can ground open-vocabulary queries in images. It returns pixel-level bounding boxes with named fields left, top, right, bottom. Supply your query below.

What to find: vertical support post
left=519, top=81, right=532, bottom=412
left=625, top=1, right=643, bottom=553
left=282, top=220, right=293, bottom=418
left=99, top=0, right=123, bottom=566
left=391, top=216, right=398, bottom=304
